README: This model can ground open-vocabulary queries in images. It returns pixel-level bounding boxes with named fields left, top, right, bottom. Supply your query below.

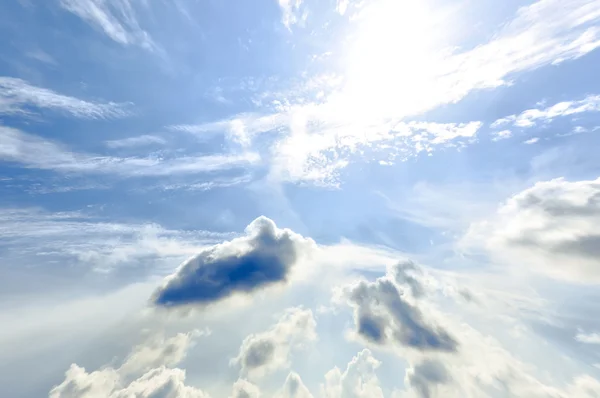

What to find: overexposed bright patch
left=336, top=0, right=453, bottom=120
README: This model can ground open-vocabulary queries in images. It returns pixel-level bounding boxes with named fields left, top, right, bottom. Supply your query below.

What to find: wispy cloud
left=169, top=113, right=288, bottom=147
left=277, top=0, right=305, bottom=30
left=576, top=331, right=600, bottom=344
left=59, top=0, right=156, bottom=51
left=24, top=49, right=57, bottom=65
left=104, top=135, right=166, bottom=149
left=0, top=207, right=231, bottom=272
left=492, top=130, right=513, bottom=141
left=491, top=95, right=600, bottom=129
left=524, top=137, right=540, bottom=144
left=0, top=77, right=131, bottom=119
left=0, top=126, right=260, bottom=177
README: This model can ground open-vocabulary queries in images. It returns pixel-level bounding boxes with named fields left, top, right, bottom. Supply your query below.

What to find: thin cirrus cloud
left=104, top=134, right=167, bottom=149
left=0, top=207, right=231, bottom=273
left=59, top=0, right=157, bottom=51
left=491, top=94, right=600, bottom=129
left=0, top=126, right=260, bottom=178
left=0, top=77, right=131, bottom=119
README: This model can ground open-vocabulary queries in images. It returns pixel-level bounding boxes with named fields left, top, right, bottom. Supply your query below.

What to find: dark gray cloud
left=465, top=177, right=600, bottom=283
left=345, top=262, right=458, bottom=352
left=406, top=359, right=450, bottom=398
left=152, top=216, right=314, bottom=307
left=392, top=260, right=426, bottom=298
left=231, top=307, right=317, bottom=379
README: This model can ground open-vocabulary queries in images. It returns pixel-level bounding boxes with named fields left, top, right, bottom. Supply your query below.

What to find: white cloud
left=0, top=126, right=259, bottom=177
left=104, top=135, right=166, bottom=149
left=321, top=349, right=384, bottom=398
left=492, top=130, right=513, bottom=141
left=463, top=177, right=600, bottom=283
left=0, top=207, right=229, bottom=272
left=50, top=331, right=210, bottom=397
left=524, top=137, right=540, bottom=144
left=0, top=77, right=130, bottom=119
left=231, top=378, right=261, bottom=398
left=59, top=0, right=156, bottom=51
left=576, top=331, right=600, bottom=344
left=334, top=260, right=600, bottom=398
left=277, top=0, right=304, bottom=30
left=491, top=95, right=600, bottom=129
left=336, top=0, right=350, bottom=15
left=119, top=330, right=210, bottom=377
left=231, top=307, right=317, bottom=379
left=279, top=372, right=314, bottom=398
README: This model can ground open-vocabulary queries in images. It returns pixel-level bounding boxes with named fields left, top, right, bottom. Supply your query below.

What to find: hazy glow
left=337, top=0, right=452, bottom=120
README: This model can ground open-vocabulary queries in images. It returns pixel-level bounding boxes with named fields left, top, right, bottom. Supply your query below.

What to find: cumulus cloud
left=335, top=258, right=600, bottom=397
left=492, top=130, right=512, bottom=141
left=152, top=217, right=315, bottom=308
left=321, top=349, right=384, bottom=398
left=279, top=372, right=314, bottom=398
left=231, top=307, right=317, bottom=379
left=340, top=261, right=457, bottom=353
left=464, top=177, right=600, bottom=283
left=50, top=330, right=208, bottom=398
left=231, top=379, right=261, bottom=398
left=0, top=77, right=130, bottom=119
left=404, top=359, right=449, bottom=398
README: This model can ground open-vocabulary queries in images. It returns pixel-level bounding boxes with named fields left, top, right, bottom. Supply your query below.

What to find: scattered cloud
left=59, top=0, right=157, bottom=51
left=321, top=349, right=384, bottom=398
left=151, top=216, right=315, bottom=308
left=335, top=0, right=350, bottom=15
left=279, top=372, right=314, bottom=398
left=231, top=307, right=317, bottom=379
left=492, top=130, right=512, bottom=141
left=524, top=137, right=540, bottom=144
left=463, top=177, right=600, bottom=283
left=0, top=77, right=130, bottom=119
left=339, top=261, right=458, bottom=353
left=231, top=378, right=261, bottom=398
left=0, top=126, right=259, bottom=177
left=104, top=135, right=166, bottom=149
left=49, top=330, right=209, bottom=397
left=277, top=0, right=305, bottom=30
left=492, top=95, right=600, bottom=129
left=0, top=207, right=229, bottom=272
left=334, top=257, right=600, bottom=397
left=576, top=331, right=600, bottom=344
left=169, top=112, right=288, bottom=147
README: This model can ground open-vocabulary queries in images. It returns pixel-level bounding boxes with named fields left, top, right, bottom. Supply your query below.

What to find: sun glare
left=337, top=0, right=452, bottom=121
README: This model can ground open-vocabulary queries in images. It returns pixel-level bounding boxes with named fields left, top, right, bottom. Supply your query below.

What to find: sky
left=1, top=0, right=600, bottom=397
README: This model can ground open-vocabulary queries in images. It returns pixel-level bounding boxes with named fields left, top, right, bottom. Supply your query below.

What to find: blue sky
left=2, top=0, right=600, bottom=397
